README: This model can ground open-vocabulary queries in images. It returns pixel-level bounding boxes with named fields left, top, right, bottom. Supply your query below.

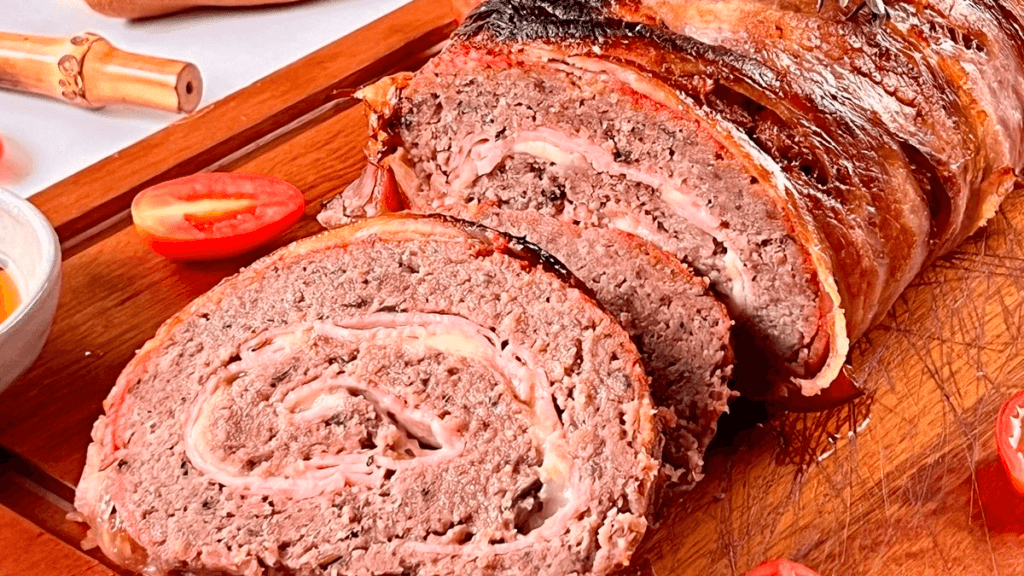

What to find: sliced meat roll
left=75, top=214, right=660, bottom=576
left=616, top=0, right=1024, bottom=287
left=323, top=205, right=734, bottom=483
left=472, top=210, right=733, bottom=482
left=325, top=0, right=1024, bottom=409
left=327, top=40, right=848, bottom=405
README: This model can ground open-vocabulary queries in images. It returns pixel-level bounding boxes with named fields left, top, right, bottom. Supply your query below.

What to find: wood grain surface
left=2, top=1, right=1022, bottom=575
left=651, top=187, right=1024, bottom=575
left=0, top=504, right=115, bottom=576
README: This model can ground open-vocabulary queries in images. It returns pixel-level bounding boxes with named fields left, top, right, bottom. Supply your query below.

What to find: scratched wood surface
left=633, top=186, right=1024, bottom=575
left=0, top=504, right=115, bottom=576
left=0, top=1, right=1021, bottom=574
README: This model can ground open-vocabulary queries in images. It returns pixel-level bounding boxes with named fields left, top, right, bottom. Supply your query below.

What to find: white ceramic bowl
left=0, top=188, right=61, bottom=392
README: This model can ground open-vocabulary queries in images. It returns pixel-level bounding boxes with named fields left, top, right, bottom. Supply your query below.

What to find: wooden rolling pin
left=0, top=32, right=202, bottom=112
left=84, top=0, right=305, bottom=19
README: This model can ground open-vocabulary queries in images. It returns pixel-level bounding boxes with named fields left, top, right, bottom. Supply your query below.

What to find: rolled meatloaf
left=322, top=204, right=733, bottom=484
left=323, top=0, right=1024, bottom=409
left=74, top=214, right=660, bottom=576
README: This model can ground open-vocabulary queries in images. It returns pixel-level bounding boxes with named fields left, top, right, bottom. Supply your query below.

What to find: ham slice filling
left=436, top=127, right=753, bottom=307
left=386, top=49, right=850, bottom=396
left=182, top=312, right=582, bottom=550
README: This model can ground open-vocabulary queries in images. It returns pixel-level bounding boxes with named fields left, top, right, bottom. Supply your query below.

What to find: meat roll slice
left=322, top=206, right=733, bottom=483
left=326, top=44, right=850, bottom=404
left=465, top=210, right=733, bottom=483
left=327, top=0, right=1024, bottom=408
left=74, top=214, right=660, bottom=576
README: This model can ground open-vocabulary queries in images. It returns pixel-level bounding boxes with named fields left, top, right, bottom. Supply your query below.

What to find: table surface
left=6, top=2, right=1024, bottom=575
left=0, top=0, right=410, bottom=198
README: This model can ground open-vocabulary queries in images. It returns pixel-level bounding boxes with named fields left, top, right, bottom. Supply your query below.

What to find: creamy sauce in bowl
left=0, top=267, right=18, bottom=324
left=0, top=187, right=61, bottom=391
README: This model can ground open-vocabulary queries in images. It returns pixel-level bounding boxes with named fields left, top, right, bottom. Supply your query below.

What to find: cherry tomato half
left=746, top=559, right=821, bottom=576
left=131, top=173, right=305, bottom=261
left=997, top=390, right=1024, bottom=494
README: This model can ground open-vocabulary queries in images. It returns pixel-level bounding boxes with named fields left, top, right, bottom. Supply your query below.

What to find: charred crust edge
left=459, top=0, right=717, bottom=58
left=421, top=213, right=605, bottom=307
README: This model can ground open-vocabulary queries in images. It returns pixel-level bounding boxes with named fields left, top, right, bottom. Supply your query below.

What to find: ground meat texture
left=74, top=214, right=660, bottom=576
left=396, top=61, right=820, bottom=373
left=464, top=208, right=733, bottom=483
left=322, top=52, right=838, bottom=393
left=322, top=178, right=735, bottom=484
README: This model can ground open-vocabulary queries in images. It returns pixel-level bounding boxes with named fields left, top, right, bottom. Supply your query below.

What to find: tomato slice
left=997, top=390, right=1024, bottom=494
left=373, top=162, right=405, bottom=214
left=131, top=173, right=305, bottom=261
left=746, top=559, right=821, bottom=576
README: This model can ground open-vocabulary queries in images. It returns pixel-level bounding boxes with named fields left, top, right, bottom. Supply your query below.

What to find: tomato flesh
left=132, top=173, right=305, bottom=261
left=746, top=559, right=821, bottom=576
left=997, top=390, right=1024, bottom=494
left=374, top=162, right=405, bottom=214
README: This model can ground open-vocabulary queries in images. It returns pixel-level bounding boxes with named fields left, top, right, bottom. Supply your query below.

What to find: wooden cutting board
left=0, top=504, right=115, bottom=576
left=1, top=1, right=1021, bottom=574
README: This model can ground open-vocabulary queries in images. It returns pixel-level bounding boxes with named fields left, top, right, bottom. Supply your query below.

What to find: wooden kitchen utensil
left=0, top=32, right=202, bottom=113
left=83, top=0, right=305, bottom=19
